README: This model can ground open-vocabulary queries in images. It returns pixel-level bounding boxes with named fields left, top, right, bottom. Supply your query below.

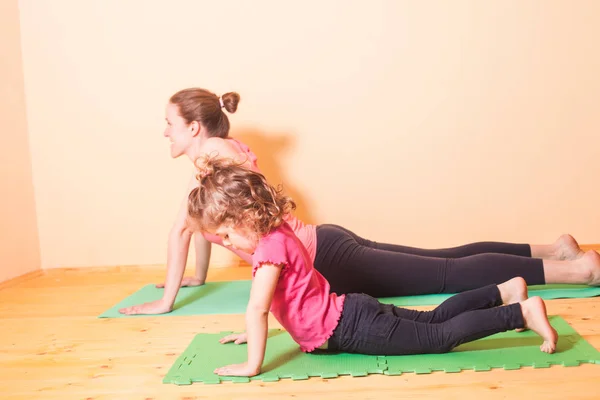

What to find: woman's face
left=164, top=102, right=194, bottom=158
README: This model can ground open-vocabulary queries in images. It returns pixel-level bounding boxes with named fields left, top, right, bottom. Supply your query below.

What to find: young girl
left=187, top=156, right=559, bottom=377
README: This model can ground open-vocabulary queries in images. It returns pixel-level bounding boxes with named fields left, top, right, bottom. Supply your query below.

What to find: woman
left=119, top=88, right=599, bottom=315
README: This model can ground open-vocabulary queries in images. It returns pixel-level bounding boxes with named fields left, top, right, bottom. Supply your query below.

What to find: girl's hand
left=219, top=332, right=248, bottom=344
left=214, top=362, right=260, bottom=377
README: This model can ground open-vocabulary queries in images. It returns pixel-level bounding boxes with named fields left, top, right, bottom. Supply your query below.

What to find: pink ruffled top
left=252, top=222, right=345, bottom=352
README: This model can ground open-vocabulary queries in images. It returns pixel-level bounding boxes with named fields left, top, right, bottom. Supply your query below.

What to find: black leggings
left=327, top=285, right=524, bottom=355
left=314, top=224, right=545, bottom=297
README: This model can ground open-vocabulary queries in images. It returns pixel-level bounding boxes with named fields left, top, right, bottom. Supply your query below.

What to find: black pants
left=326, top=285, right=524, bottom=355
left=314, top=224, right=545, bottom=297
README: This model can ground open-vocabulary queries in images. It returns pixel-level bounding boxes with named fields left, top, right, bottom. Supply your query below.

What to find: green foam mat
left=381, top=283, right=600, bottom=307
left=99, top=281, right=600, bottom=317
left=163, top=316, right=600, bottom=384
left=99, top=281, right=252, bottom=318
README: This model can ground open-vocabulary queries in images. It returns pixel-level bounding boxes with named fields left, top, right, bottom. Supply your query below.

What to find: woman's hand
left=155, top=276, right=204, bottom=288
left=118, top=299, right=172, bottom=315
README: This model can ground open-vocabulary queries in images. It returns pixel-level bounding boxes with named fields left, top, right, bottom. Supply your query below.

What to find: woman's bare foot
left=580, top=250, right=600, bottom=286
left=542, top=249, right=600, bottom=286
left=554, top=234, right=585, bottom=261
left=497, top=277, right=528, bottom=305
left=532, top=234, right=585, bottom=261
left=520, top=297, right=558, bottom=354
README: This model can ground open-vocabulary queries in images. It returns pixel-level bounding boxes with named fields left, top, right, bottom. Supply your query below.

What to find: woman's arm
left=214, top=263, right=281, bottom=376
left=158, top=211, right=194, bottom=310
left=155, top=232, right=211, bottom=288
left=119, top=138, right=251, bottom=315
left=119, top=175, right=200, bottom=315
left=193, top=233, right=211, bottom=284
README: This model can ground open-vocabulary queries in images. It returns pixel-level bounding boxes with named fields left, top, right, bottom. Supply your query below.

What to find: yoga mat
left=99, top=281, right=252, bottom=318
left=163, top=316, right=600, bottom=384
left=382, top=283, right=600, bottom=307
left=99, top=281, right=600, bottom=318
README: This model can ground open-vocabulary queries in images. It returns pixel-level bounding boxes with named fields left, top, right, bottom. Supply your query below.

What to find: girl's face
left=164, top=103, right=196, bottom=158
left=214, top=224, right=259, bottom=255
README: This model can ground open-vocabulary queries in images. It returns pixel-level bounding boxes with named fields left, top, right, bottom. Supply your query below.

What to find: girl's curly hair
left=187, top=155, right=296, bottom=237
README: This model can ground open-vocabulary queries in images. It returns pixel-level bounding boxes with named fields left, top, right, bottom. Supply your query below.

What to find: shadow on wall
left=233, top=128, right=316, bottom=226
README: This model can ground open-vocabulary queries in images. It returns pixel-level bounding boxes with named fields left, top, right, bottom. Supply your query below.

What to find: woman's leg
left=314, top=225, right=600, bottom=297
left=315, top=224, right=544, bottom=297
left=331, top=225, right=583, bottom=260
left=328, top=288, right=557, bottom=356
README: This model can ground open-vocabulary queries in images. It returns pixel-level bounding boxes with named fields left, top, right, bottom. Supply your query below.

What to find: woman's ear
left=189, top=120, right=201, bottom=136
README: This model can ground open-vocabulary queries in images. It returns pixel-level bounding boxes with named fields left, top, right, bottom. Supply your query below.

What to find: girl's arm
left=214, top=263, right=281, bottom=376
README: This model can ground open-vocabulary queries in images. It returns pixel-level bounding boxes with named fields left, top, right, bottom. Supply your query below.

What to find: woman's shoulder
left=203, top=137, right=253, bottom=160
left=202, top=137, right=234, bottom=154
left=204, top=137, right=259, bottom=171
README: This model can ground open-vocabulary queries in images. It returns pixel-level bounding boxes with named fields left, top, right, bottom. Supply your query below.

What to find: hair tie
left=219, top=97, right=225, bottom=108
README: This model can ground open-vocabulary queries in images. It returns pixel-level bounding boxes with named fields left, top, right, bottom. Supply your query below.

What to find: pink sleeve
left=252, top=236, right=288, bottom=276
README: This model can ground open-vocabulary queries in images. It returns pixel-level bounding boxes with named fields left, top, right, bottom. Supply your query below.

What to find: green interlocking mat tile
left=382, top=316, right=600, bottom=375
left=162, top=316, right=600, bottom=385
left=100, top=281, right=600, bottom=317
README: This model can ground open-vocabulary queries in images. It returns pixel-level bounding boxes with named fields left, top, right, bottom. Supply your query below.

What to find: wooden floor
left=1, top=258, right=600, bottom=399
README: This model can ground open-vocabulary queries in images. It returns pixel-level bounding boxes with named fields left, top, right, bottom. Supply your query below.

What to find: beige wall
left=0, top=0, right=41, bottom=281
left=17, top=0, right=600, bottom=269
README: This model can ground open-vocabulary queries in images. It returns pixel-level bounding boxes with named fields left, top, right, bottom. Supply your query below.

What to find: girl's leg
left=315, top=225, right=600, bottom=297
left=330, top=225, right=583, bottom=260
left=329, top=292, right=557, bottom=356
left=412, top=297, right=557, bottom=354
left=381, top=277, right=527, bottom=323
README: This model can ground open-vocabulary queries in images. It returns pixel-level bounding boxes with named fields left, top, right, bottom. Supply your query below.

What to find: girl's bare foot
left=497, top=277, right=529, bottom=332
left=553, top=234, right=585, bottom=261
left=497, top=277, right=528, bottom=305
left=520, top=297, right=558, bottom=354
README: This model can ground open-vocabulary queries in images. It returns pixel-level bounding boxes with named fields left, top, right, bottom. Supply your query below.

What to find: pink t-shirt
left=252, top=222, right=345, bottom=352
left=202, top=138, right=317, bottom=265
